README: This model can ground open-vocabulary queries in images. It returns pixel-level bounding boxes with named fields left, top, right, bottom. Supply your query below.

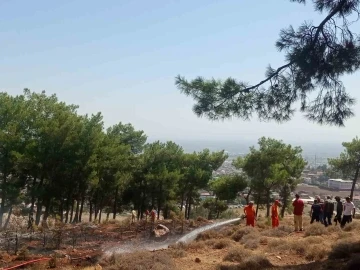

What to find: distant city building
left=328, top=179, right=353, bottom=190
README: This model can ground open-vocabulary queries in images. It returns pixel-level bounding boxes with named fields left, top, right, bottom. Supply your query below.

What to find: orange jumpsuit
left=244, top=205, right=256, bottom=227
left=271, top=203, right=279, bottom=228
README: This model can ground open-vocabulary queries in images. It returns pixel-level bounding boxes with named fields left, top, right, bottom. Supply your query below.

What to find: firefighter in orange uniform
left=244, top=201, right=256, bottom=227
left=271, top=200, right=280, bottom=228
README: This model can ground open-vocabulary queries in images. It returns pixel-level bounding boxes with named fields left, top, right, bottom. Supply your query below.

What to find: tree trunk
left=65, top=193, right=71, bottom=223
left=245, top=188, right=252, bottom=204
left=266, top=190, right=271, bottom=218
left=43, top=198, right=51, bottom=222
left=79, top=195, right=85, bottom=222
left=29, top=176, right=37, bottom=215
left=180, top=192, right=185, bottom=211
left=59, top=198, right=64, bottom=223
left=3, top=206, right=13, bottom=230
left=255, top=193, right=261, bottom=216
left=113, top=186, right=119, bottom=219
left=350, top=165, right=360, bottom=201
left=35, top=175, right=45, bottom=226
left=72, top=199, right=80, bottom=223
left=35, top=200, right=43, bottom=226
left=69, top=200, right=74, bottom=222
left=187, top=198, right=192, bottom=220
left=164, top=203, right=169, bottom=219
left=89, top=201, right=93, bottom=222
left=99, top=208, right=102, bottom=223
left=0, top=173, right=7, bottom=228
left=280, top=185, right=289, bottom=218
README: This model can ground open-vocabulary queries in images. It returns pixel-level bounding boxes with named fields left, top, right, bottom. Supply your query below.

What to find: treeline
left=0, top=89, right=230, bottom=229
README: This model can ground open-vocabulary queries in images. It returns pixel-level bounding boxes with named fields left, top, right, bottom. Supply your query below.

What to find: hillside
left=101, top=216, right=360, bottom=270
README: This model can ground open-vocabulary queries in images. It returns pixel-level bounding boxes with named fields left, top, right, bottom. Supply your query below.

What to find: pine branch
left=216, top=0, right=347, bottom=101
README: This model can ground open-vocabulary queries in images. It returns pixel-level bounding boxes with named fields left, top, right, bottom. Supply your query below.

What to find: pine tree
left=176, top=0, right=360, bottom=126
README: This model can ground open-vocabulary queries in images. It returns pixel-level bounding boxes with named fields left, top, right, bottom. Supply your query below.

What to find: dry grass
left=217, top=254, right=272, bottom=270
left=304, top=244, right=328, bottom=261
left=304, top=223, right=328, bottom=237
left=205, top=238, right=234, bottom=249
left=223, top=247, right=252, bottom=263
left=231, top=227, right=257, bottom=242
left=240, top=233, right=260, bottom=249
left=261, top=225, right=293, bottom=237
left=195, top=230, right=221, bottom=241
left=328, top=240, right=360, bottom=259
left=342, top=221, right=360, bottom=232
left=101, top=251, right=175, bottom=270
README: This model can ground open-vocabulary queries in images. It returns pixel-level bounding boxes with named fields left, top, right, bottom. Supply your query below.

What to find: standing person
left=341, top=197, right=355, bottom=228
left=150, top=208, right=156, bottom=223
left=334, top=196, right=343, bottom=226
left=292, top=194, right=304, bottom=232
left=244, top=201, right=256, bottom=227
left=323, top=196, right=334, bottom=227
left=319, top=199, right=325, bottom=224
left=145, top=209, right=149, bottom=221
left=271, top=200, right=280, bottom=228
left=131, top=209, right=137, bottom=223
left=310, top=200, right=321, bottom=223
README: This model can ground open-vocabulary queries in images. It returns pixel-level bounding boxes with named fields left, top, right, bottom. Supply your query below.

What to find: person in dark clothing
left=319, top=199, right=325, bottom=224
left=334, top=196, right=342, bottom=226
left=310, top=200, right=322, bottom=224
left=323, top=196, right=335, bottom=227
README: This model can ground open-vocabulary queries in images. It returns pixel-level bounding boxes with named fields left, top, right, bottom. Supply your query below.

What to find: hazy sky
left=1, top=0, right=359, bottom=145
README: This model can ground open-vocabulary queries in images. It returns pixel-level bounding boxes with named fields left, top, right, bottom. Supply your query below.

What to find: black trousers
left=323, top=212, right=333, bottom=226
left=341, top=215, right=352, bottom=228
left=311, top=214, right=320, bottom=223
left=334, top=214, right=342, bottom=225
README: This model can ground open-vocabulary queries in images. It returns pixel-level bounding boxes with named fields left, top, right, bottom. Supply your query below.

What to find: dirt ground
left=167, top=216, right=360, bottom=270
left=0, top=215, right=210, bottom=270
left=1, top=210, right=360, bottom=270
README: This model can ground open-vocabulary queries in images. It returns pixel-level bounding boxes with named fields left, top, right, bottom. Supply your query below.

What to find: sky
left=1, top=0, right=360, bottom=149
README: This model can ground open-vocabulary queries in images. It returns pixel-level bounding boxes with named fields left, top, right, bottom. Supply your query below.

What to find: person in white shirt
left=341, top=197, right=356, bottom=228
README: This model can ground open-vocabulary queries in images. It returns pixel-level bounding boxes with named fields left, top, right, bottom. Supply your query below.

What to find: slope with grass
left=100, top=216, right=360, bottom=270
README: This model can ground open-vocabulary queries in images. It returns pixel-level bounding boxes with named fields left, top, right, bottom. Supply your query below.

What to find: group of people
left=243, top=193, right=357, bottom=231
left=243, top=199, right=280, bottom=228
left=310, top=195, right=356, bottom=228
left=131, top=208, right=158, bottom=223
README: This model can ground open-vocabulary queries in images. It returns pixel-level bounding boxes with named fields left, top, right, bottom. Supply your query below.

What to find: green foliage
left=328, top=137, right=360, bottom=199
left=0, top=89, right=232, bottom=227
left=202, top=198, right=228, bottom=219
left=234, top=137, right=306, bottom=217
left=175, top=0, right=360, bottom=126
left=209, top=174, right=248, bottom=201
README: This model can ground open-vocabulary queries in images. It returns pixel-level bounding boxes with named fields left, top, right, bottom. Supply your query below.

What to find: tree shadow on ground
left=272, top=255, right=360, bottom=270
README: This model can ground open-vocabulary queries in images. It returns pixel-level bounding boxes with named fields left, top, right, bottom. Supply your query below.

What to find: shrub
left=188, top=219, right=197, bottom=228
left=196, top=216, right=207, bottom=222
left=305, top=245, right=328, bottom=261
left=328, top=241, right=360, bottom=260
left=101, top=251, right=175, bottom=270
left=205, top=238, right=233, bottom=249
left=213, top=239, right=234, bottom=249
left=231, top=227, right=256, bottom=242
left=304, top=223, right=327, bottom=237
left=342, top=221, right=360, bottom=232
left=221, top=226, right=237, bottom=237
left=240, top=234, right=260, bottom=249
left=187, top=241, right=206, bottom=250
left=223, top=247, right=252, bottom=263
left=220, top=210, right=239, bottom=219
left=196, top=230, right=220, bottom=241
left=217, top=254, right=272, bottom=270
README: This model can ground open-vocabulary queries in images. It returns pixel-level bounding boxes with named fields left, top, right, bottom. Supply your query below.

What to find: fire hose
left=2, top=257, right=51, bottom=270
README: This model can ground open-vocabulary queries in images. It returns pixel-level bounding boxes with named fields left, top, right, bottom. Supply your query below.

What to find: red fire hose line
left=2, top=257, right=51, bottom=270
